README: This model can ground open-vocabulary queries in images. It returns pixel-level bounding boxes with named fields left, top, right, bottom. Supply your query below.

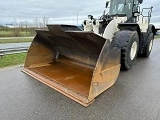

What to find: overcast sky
left=0, top=0, right=159, bottom=25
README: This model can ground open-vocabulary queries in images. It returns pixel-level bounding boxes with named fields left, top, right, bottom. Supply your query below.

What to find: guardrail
left=0, top=47, right=29, bottom=57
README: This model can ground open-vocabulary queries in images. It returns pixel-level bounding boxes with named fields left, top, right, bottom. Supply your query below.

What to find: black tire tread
left=142, top=33, right=154, bottom=57
left=111, top=30, right=139, bottom=70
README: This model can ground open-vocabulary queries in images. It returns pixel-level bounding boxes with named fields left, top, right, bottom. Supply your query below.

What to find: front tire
left=112, top=31, right=139, bottom=70
left=121, top=31, right=139, bottom=70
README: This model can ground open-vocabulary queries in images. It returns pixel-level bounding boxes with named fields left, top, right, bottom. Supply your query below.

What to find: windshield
left=109, top=0, right=133, bottom=18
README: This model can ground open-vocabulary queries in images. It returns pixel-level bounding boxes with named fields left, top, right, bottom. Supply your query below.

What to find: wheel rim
left=149, top=39, right=153, bottom=52
left=130, top=41, right=138, bottom=60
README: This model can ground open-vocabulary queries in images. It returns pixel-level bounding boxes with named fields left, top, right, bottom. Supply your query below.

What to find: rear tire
left=142, top=33, right=154, bottom=57
left=112, top=31, right=139, bottom=70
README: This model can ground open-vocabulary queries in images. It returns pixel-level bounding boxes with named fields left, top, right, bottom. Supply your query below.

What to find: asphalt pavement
left=0, top=39, right=160, bottom=120
left=0, top=42, right=31, bottom=50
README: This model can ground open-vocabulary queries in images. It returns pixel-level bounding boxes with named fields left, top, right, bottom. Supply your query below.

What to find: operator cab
left=109, top=0, right=140, bottom=20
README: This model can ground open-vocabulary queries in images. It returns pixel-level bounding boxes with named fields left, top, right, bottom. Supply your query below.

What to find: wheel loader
left=22, top=0, right=156, bottom=106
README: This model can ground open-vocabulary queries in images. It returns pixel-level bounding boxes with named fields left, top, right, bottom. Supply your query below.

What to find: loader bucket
left=22, top=25, right=121, bottom=106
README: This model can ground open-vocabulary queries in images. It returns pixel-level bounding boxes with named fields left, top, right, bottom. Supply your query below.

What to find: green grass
left=0, top=28, right=36, bottom=37
left=0, top=38, right=33, bottom=44
left=0, top=31, right=12, bottom=37
left=155, top=35, right=160, bottom=39
left=0, top=30, right=34, bottom=37
left=0, top=53, right=26, bottom=68
left=19, top=31, right=35, bottom=37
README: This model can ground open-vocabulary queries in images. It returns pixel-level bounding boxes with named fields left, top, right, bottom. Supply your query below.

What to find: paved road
left=0, top=39, right=160, bottom=120
left=0, top=42, right=31, bottom=49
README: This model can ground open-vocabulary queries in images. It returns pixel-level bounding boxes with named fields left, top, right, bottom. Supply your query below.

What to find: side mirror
left=106, top=1, right=109, bottom=8
left=138, top=0, right=143, bottom=4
